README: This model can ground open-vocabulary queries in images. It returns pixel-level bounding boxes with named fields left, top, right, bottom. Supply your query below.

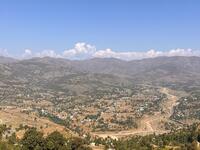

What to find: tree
left=0, top=124, right=7, bottom=140
left=45, top=131, right=67, bottom=150
left=8, top=133, right=17, bottom=144
left=70, top=137, right=92, bottom=150
left=21, top=128, right=45, bottom=150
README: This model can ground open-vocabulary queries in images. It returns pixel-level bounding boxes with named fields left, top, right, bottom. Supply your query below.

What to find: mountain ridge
left=1, top=56, right=200, bottom=93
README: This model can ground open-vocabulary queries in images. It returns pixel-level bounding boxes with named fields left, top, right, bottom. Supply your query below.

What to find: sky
left=0, top=0, right=200, bottom=60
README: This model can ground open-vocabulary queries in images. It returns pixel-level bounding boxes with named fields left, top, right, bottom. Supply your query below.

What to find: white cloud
left=0, top=49, right=9, bottom=57
left=3, top=42, right=200, bottom=60
left=63, top=42, right=96, bottom=59
left=22, top=49, right=61, bottom=59
left=93, top=48, right=200, bottom=60
left=167, top=48, right=197, bottom=56
left=93, top=48, right=163, bottom=60
left=22, top=49, right=32, bottom=58
left=35, top=50, right=62, bottom=58
left=20, top=43, right=96, bottom=59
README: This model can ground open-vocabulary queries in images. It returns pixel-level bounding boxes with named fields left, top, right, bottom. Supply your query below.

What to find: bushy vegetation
left=92, top=123, right=200, bottom=150
left=2, top=123, right=200, bottom=149
left=0, top=125, right=91, bottom=150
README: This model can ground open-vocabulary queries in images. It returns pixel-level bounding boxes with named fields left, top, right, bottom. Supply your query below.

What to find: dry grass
left=0, top=107, right=73, bottom=139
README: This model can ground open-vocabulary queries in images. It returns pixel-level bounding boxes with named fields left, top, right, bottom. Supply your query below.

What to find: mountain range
left=0, top=56, right=200, bottom=97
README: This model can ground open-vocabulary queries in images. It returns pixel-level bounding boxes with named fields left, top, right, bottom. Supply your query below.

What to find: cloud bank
left=1, top=43, right=200, bottom=60
left=93, top=48, right=200, bottom=60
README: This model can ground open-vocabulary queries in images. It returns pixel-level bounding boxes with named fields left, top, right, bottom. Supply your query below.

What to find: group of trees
left=0, top=125, right=92, bottom=150
left=92, top=123, right=200, bottom=150
left=1, top=123, right=200, bottom=150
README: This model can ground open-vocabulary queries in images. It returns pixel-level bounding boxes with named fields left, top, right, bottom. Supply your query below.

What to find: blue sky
left=0, top=0, right=200, bottom=59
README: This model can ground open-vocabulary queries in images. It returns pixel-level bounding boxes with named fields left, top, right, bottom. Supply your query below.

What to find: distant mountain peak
left=0, top=56, right=18, bottom=64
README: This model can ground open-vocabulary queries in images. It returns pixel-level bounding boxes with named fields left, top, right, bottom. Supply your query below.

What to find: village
left=0, top=84, right=168, bottom=137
